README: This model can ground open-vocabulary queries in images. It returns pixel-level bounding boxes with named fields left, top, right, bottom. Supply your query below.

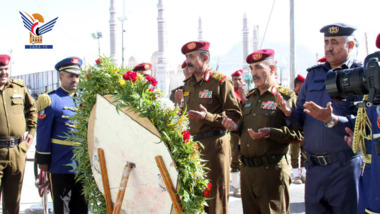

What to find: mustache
left=252, top=75, right=260, bottom=80
left=187, top=63, right=194, bottom=67
left=326, top=50, right=334, bottom=55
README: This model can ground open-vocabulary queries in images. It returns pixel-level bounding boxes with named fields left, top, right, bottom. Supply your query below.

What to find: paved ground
left=1, top=141, right=305, bottom=214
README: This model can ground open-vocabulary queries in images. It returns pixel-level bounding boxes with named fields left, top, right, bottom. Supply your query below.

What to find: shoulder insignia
left=278, top=87, right=295, bottom=98
left=12, top=79, right=25, bottom=87
left=246, top=88, right=256, bottom=98
left=37, top=93, right=52, bottom=111
left=306, top=64, right=323, bottom=72
left=211, top=71, right=226, bottom=83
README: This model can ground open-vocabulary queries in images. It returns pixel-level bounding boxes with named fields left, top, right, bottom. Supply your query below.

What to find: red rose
left=123, top=71, right=137, bottom=82
left=181, top=130, right=190, bottom=143
left=145, top=75, right=158, bottom=86
left=80, top=103, right=83, bottom=107
left=203, top=182, right=212, bottom=197
left=149, top=88, right=154, bottom=92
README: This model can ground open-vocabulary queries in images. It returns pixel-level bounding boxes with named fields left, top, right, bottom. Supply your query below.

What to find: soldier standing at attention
left=222, top=49, right=303, bottom=214
left=181, top=41, right=241, bottom=214
left=276, top=23, right=363, bottom=214
left=0, top=54, right=37, bottom=214
left=230, top=69, right=245, bottom=198
left=36, top=57, right=88, bottom=214
left=289, top=74, right=306, bottom=184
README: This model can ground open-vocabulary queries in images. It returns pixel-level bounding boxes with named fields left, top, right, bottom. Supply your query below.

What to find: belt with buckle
left=241, top=154, right=285, bottom=167
left=0, top=137, right=22, bottom=148
left=309, top=150, right=357, bottom=166
left=193, top=130, right=226, bottom=141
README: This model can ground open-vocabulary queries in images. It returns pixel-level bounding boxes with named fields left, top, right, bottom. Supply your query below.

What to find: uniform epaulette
left=278, top=86, right=295, bottom=98
left=246, top=88, right=256, bottom=98
left=306, top=64, right=323, bottom=72
left=12, top=79, right=25, bottom=87
left=37, top=93, right=52, bottom=111
left=211, top=71, right=227, bottom=83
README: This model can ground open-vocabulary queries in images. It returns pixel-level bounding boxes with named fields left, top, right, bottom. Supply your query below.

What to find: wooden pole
left=97, top=148, right=114, bottom=214
left=112, top=162, right=135, bottom=214
left=155, top=156, right=182, bottom=214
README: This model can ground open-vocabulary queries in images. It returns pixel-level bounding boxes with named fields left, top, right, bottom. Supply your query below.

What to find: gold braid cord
left=352, top=95, right=372, bottom=163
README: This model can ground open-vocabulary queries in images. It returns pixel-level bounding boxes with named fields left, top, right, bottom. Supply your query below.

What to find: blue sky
left=1, top=0, right=380, bottom=78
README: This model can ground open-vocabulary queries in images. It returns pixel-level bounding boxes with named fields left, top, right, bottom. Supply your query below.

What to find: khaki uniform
left=183, top=69, right=241, bottom=214
left=0, top=79, right=37, bottom=214
left=231, top=95, right=243, bottom=172
left=239, top=85, right=302, bottom=214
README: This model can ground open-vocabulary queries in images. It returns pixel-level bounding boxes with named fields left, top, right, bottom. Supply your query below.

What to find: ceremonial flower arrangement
left=70, top=57, right=210, bottom=213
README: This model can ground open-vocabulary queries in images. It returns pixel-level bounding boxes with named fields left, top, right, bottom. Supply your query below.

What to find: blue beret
left=320, top=23, right=356, bottom=37
left=55, top=57, right=82, bottom=75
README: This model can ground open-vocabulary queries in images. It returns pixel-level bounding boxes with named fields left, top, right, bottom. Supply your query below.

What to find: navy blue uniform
left=287, top=61, right=363, bottom=214
left=358, top=106, right=380, bottom=214
left=36, top=87, right=87, bottom=214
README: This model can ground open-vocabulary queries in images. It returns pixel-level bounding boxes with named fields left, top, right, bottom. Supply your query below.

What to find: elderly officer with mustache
left=276, top=23, right=363, bottom=214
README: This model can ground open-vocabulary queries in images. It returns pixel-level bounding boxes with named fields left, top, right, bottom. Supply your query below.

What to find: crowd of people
left=0, top=22, right=380, bottom=214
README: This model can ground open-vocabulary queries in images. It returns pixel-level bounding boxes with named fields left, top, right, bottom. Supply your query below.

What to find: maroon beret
left=318, top=56, right=326, bottom=63
left=0, top=54, right=11, bottom=66
left=246, top=49, right=275, bottom=64
left=133, top=63, right=152, bottom=72
left=376, top=33, right=380, bottom=49
left=296, top=74, right=305, bottom=82
left=181, top=61, right=187, bottom=69
left=231, top=69, right=243, bottom=77
left=181, top=41, right=210, bottom=54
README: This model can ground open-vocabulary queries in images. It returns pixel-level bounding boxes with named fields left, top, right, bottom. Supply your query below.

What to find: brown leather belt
left=0, top=137, right=22, bottom=148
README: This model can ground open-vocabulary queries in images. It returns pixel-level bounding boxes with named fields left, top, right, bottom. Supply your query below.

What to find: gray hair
left=199, top=51, right=210, bottom=63
left=345, top=35, right=359, bottom=59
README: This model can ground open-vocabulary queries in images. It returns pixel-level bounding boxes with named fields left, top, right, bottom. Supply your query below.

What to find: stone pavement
left=1, top=140, right=305, bottom=214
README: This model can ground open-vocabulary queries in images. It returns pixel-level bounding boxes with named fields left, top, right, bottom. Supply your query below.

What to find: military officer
left=222, top=49, right=303, bottom=214
left=133, top=62, right=153, bottom=76
left=276, top=23, right=362, bottom=214
left=289, top=74, right=306, bottom=184
left=169, top=61, right=191, bottom=105
left=181, top=41, right=242, bottom=214
left=0, top=54, right=37, bottom=213
left=36, top=57, right=87, bottom=214
left=230, top=69, right=245, bottom=198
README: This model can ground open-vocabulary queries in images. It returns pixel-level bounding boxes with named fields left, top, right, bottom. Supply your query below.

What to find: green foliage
left=71, top=57, right=209, bottom=213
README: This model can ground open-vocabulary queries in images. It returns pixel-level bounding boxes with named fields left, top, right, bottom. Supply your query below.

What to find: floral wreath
left=70, top=57, right=211, bottom=213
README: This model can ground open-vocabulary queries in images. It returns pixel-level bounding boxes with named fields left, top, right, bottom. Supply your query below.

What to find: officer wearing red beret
left=230, top=69, right=245, bottom=198
left=289, top=74, right=306, bottom=184
left=181, top=41, right=242, bottom=213
left=222, top=49, right=303, bottom=214
left=0, top=54, right=37, bottom=213
left=169, top=61, right=192, bottom=105
left=133, top=62, right=152, bottom=76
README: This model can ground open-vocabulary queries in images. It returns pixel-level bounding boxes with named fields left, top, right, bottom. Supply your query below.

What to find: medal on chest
left=261, top=101, right=277, bottom=110
left=199, top=90, right=212, bottom=98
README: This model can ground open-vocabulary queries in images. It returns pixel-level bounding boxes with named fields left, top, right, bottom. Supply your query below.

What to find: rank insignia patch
left=38, top=110, right=46, bottom=119
left=183, top=91, right=190, bottom=97
left=199, top=90, right=212, bottom=98
left=261, top=101, right=277, bottom=110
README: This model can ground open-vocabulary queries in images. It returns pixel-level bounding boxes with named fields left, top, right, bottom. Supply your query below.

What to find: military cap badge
left=71, top=58, right=79, bottom=64
left=252, top=53, right=263, bottom=61
left=187, top=42, right=196, bottom=50
left=329, top=26, right=339, bottom=34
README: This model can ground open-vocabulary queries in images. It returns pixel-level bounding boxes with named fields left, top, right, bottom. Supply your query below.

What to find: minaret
left=198, top=17, right=203, bottom=41
left=109, top=0, right=117, bottom=62
left=242, top=14, right=249, bottom=68
left=253, top=25, right=259, bottom=51
left=156, top=0, right=169, bottom=95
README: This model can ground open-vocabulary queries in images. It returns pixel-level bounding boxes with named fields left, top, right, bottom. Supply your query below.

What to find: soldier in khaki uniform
left=0, top=54, right=37, bottom=213
left=169, top=61, right=191, bottom=105
left=181, top=41, right=242, bottom=214
left=222, top=49, right=303, bottom=214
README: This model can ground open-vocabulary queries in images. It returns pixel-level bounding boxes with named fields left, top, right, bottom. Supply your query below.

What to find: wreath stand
left=97, top=148, right=182, bottom=214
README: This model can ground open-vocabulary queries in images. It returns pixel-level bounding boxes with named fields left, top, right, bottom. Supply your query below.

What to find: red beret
left=0, top=54, right=11, bottom=66
left=296, top=74, right=305, bottom=82
left=181, top=61, right=187, bottom=69
left=376, top=33, right=380, bottom=49
left=181, top=41, right=210, bottom=54
left=318, top=56, right=326, bottom=63
left=246, top=49, right=275, bottom=64
left=133, top=63, right=152, bottom=72
left=231, top=69, right=243, bottom=77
